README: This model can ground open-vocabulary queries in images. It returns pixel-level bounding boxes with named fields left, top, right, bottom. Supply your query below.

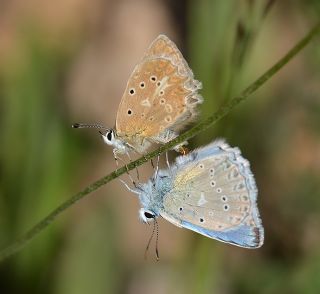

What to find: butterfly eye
left=144, top=211, right=155, bottom=219
left=106, top=131, right=113, bottom=141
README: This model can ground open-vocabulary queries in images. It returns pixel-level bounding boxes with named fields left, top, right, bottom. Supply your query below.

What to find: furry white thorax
left=101, top=127, right=188, bottom=155
left=137, top=169, right=174, bottom=219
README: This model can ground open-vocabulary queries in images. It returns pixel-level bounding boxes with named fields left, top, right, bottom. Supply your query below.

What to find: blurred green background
left=1, top=0, right=320, bottom=293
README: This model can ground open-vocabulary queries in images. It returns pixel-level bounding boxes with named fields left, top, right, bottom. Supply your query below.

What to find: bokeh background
left=1, top=0, right=320, bottom=293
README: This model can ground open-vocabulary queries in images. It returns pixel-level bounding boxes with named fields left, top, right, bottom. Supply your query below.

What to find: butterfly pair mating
left=73, top=35, right=264, bottom=249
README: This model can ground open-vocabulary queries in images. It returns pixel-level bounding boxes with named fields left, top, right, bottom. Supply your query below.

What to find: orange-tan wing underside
left=115, top=35, right=202, bottom=144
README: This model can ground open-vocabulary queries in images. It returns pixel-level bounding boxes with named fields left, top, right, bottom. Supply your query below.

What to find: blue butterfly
left=129, top=140, right=264, bottom=248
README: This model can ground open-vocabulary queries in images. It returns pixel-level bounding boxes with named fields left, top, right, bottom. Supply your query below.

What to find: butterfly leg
left=113, top=149, right=137, bottom=187
left=165, top=151, right=170, bottom=169
left=113, top=149, right=130, bottom=174
left=126, top=151, right=140, bottom=181
left=152, top=130, right=188, bottom=154
left=118, top=178, right=139, bottom=194
left=112, top=149, right=119, bottom=168
left=150, top=158, right=155, bottom=169
left=177, top=146, right=189, bottom=155
left=165, top=151, right=175, bottom=178
left=154, top=155, right=160, bottom=180
left=137, top=138, right=154, bottom=171
left=113, top=149, right=124, bottom=169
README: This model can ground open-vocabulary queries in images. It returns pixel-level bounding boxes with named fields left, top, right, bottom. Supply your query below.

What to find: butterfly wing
left=115, top=35, right=202, bottom=150
left=160, top=140, right=264, bottom=248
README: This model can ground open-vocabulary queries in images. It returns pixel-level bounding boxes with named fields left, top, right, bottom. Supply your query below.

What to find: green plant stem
left=0, top=22, right=319, bottom=263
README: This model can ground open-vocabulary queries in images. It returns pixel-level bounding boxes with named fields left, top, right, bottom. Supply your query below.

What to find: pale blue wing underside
left=160, top=139, right=264, bottom=248
left=181, top=221, right=262, bottom=248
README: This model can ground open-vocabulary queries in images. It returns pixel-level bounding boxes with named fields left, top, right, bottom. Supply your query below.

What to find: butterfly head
left=137, top=170, right=173, bottom=224
left=100, top=129, right=133, bottom=154
left=100, top=129, right=116, bottom=146
left=136, top=182, right=160, bottom=221
left=72, top=123, right=124, bottom=151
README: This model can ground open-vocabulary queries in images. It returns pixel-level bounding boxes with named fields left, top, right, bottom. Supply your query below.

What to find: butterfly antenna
left=144, top=220, right=156, bottom=260
left=72, top=122, right=109, bottom=131
left=155, top=218, right=160, bottom=261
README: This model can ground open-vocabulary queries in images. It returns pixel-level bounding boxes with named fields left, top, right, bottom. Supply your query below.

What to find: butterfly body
left=99, top=34, right=202, bottom=155
left=101, top=128, right=150, bottom=155
left=138, top=169, right=173, bottom=219
left=136, top=140, right=264, bottom=249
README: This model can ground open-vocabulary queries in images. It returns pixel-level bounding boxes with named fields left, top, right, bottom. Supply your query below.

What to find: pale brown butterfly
left=73, top=34, right=203, bottom=159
